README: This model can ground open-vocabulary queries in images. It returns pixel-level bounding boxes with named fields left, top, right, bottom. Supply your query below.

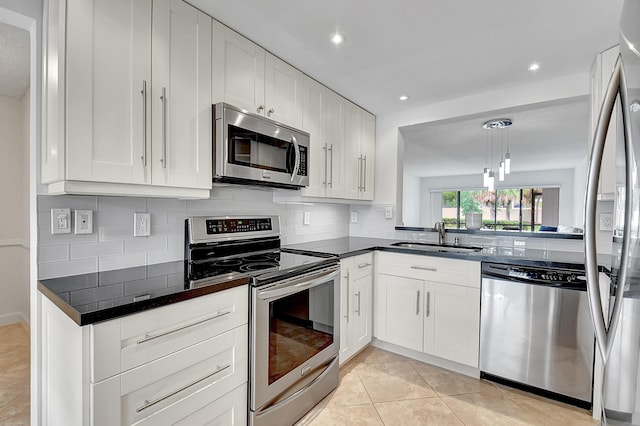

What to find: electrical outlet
left=385, top=206, right=393, bottom=219
left=350, top=211, right=358, bottom=223
left=134, top=212, right=151, bottom=237
left=599, top=213, right=613, bottom=231
left=303, top=211, right=311, bottom=225
left=74, top=210, right=93, bottom=234
left=51, top=208, right=71, bottom=234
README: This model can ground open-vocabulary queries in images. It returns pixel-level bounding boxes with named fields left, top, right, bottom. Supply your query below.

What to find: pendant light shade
left=505, top=151, right=511, bottom=174
left=488, top=170, right=495, bottom=192
left=499, top=160, right=505, bottom=181
left=483, top=167, right=489, bottom=186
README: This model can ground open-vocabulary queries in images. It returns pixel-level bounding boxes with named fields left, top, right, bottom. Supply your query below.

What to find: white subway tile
left=147, top=198, right=187, bottom=211
left=124, top=236, right=168, bottom=253
left=147, top=249, right=183, bottom=265
left=38, top=245, right=70, bottom=263
left=98, top=226, right=132, bottom=241
left=37, top=195, right=98, bottom=212
left=99, top=252, right=147, bottom=271
left=70, top=241, right=123, bottom=259
left=39, top=231, right=98, bottom=246
left=39, top=258, right=98, bottom=280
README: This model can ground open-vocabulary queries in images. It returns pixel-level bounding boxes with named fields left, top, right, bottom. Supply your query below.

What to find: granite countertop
left=284, top=237, right=611, bottom=271
left=38, top=261, right=249, bottom=326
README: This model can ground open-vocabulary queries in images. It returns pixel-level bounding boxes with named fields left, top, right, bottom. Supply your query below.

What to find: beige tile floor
left=0, top=323, right=30, bottom=425
left=297, top=346, right=599, bottom=426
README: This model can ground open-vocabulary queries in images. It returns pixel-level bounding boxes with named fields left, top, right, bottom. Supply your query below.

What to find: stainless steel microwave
left=213, top=103, right=309, bottom=189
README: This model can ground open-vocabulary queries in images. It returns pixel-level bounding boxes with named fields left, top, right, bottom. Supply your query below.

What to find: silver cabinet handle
left=344, top=271, right=350, bottom=322
left=426, top=291, right=430, bottom=317
left=267, top=108, right=275, bottom=116
left=257, top=104, right=265, bottom=113
left=290, top=135, right=300, bottom=182
left=357, top=263, right=372, bottom=269
left=136, top=310, right=232, bottom=344
left=585, top=54, right=629, bottom=361
left=362, top=155, right=367, bottom=193
left=328, top=144, right=334, bottom=187
left=355, top=291, right=361, bottom=316
left=411, top=265, right=437, bottom=272
left=416, top=290, right=420, bottom=315
left=322, top=143, right=328, bottom=187
left=140, top=80, right=147, bottom=166
left=136, top=364, right=231, bottom=413
left=160, top=87, right=167, bottom=169
left=357, top=156, right=363, bottom=190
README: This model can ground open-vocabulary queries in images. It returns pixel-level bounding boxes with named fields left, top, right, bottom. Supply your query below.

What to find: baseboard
left=0, top=311, right=29, bottom=327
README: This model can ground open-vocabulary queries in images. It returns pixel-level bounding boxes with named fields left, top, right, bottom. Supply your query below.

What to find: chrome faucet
left=435, top=221, right=445, bottom=245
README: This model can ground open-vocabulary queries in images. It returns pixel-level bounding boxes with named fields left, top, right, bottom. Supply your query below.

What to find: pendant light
left=483, top=131, right=489, bottom=186
left=482, top=118, right=513, bottom=189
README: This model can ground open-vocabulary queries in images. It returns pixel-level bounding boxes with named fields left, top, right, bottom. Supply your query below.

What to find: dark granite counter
left=284, top=237, right=611, bottom=271
left=38, top=261, right=249, bottom=326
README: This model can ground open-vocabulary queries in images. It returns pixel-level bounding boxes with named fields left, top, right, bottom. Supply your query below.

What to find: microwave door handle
left=290, top=135, right=300, bottom=182
left=585, top=54, right=623, bottom=362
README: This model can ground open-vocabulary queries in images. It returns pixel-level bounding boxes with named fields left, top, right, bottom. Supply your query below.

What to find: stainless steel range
left=185, top=216, right=340, bottom=426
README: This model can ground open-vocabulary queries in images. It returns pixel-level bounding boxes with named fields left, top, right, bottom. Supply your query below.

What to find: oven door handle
left=257, top=268, right=338, bottom=302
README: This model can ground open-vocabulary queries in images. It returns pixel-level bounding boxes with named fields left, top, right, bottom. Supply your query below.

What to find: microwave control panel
left=298, top=146, right=307, bottom=176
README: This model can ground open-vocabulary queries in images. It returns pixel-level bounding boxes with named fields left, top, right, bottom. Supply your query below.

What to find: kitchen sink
left=390, top=242, right=483, bottom=254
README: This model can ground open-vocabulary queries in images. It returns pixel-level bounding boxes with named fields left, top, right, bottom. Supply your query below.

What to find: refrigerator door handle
left=585, top=54, right=632, bottom=362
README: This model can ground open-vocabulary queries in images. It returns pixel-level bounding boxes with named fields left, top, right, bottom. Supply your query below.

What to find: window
left=441, top=187, right=546, bottom=231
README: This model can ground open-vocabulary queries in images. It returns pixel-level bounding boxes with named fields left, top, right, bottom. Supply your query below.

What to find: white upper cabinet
left=151, top=0, right=212, bottom=189
left=42, top=0, right=212, bottom=198
left=302, top=77, right=344, bottom=198
left=213, top=22, right=303, bottom=129
left=343, top=101, right=375, bottom=201
left=60, top=0, right=152, bottom=185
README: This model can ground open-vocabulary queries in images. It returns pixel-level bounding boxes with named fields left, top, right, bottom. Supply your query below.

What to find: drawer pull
left=357, top=263, right=372, bottom=269
left=136, top=310, right=232, bottom=345
left=411, top=266, right=437, bottom=272
left=136, top=364, right=231, bottom=413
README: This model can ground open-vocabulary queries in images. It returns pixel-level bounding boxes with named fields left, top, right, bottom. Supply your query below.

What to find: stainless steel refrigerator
left=585, top=0, right=640, bottom=424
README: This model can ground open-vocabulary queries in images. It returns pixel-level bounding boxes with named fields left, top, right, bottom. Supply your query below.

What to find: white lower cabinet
left=40, top=285, right=249, bottom=425
left=339, top=253, right=373, bottom=364
left=374, top=252, right=481, bottom=368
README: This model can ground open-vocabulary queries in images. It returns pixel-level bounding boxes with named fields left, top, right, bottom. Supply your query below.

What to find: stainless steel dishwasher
left=480, top=262, right=595, bottom=409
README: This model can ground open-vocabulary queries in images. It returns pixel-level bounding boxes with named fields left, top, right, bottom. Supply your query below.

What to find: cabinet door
left=212, top=21, right=265, bottom=114
left=264, top=53, right=304, bottom=128
left=374, top=274, right=423, bottom=352
left=360, top=111, right=375, bottom=201
left=339, top=258, right=353, bottom=364
left=343, top=101, right=363, bottom=200
left=65, top=0, right=151, bottom=184
left=152, top=0, right=212, bottom=189
left=351, top=273, right=372, bottom=352
left=325, top=90, right=345, bottom=198
left=424, top=282, right=480, bottom=367
left=302, top=77, right=327, bottom=197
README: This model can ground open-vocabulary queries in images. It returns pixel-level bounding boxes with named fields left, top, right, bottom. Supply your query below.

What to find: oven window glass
left=228, top=125, right=293, bottom=173
left=269, top=281, right=334, bottom=384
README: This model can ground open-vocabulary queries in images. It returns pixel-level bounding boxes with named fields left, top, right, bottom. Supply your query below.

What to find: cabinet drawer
left=351, top=252, right=373, bottom=280
left=91, top=285, right=248, bottom=382
left=172, top=383, right=247, bottom=426
left=91, top=324, right=248, bottom=426
left=376, top=252, right=480, bottom=288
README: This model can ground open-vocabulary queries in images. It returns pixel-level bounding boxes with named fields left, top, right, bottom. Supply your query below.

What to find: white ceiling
left=401, top=98, right=589, bottom=178
left=187, top=0, right=623, bottom=116
left=0, top=22, right=29, bottom=99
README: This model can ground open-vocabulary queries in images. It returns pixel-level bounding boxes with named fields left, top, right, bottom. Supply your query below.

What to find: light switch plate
left=74, top=210, right=93, bottom=234
left=303, top=211, right=311, bottom=225
left=599, top=213, right=613, bottom=231
left=385, top=207, right=393, bottom=219
left=134, top=212, right=151, bottom=237
left=51, top=208, right=71, bottom=234
left=350, top=212, right=358, bottom=223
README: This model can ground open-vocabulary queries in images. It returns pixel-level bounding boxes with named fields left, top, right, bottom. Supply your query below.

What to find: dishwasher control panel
left=507, top=267, right=585, bottom=283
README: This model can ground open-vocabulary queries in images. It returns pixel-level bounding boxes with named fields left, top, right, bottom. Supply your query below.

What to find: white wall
left=573, top=155, right=588, bottom=226
left=0, top=92, right=29, bottom=324
left=37, top=189, right=349, bottom=279
left=412, top=168, right=576, bottom=228
left=401, top=173, right=420, bottom=226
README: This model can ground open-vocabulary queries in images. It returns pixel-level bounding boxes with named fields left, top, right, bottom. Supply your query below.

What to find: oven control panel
left=206, top=218, right=273, bottom=234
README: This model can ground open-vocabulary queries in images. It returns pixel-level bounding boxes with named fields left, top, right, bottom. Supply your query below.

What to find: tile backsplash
left=37, top=187, right=349, bottom=279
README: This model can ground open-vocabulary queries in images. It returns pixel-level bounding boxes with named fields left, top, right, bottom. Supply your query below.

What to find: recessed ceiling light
left=399, top=95, right=409, bottom=101
left=330, top=33, right=345, bottom=45
left=528, top=63, right=540, bottom=72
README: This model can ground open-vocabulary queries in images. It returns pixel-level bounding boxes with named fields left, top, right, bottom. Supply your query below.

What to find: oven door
left=214, top=103, right=309, bottom=188
left=251, top=266, right=339, bottom=413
